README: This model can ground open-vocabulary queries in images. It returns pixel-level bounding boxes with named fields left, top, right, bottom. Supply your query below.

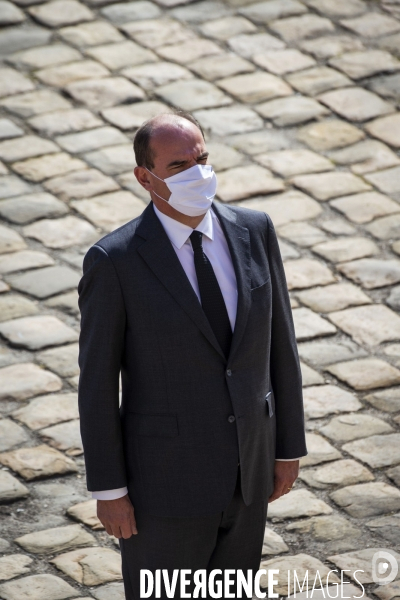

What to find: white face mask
left=146, top=163, right=217, bottom=217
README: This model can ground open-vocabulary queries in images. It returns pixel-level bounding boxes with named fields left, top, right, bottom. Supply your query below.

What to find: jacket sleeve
left=77, top=244, right=127, bottom=491
left=265, top=213, right=308, bottom=460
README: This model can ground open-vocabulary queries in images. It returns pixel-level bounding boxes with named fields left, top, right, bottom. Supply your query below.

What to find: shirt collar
left=153, top=203, right=214, bottom=250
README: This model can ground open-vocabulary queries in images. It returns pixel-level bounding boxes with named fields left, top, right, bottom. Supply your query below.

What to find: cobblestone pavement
left=0, top=0, right=400, bottom=597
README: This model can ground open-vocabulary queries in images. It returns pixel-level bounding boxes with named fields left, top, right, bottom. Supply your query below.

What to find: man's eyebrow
left=166, top=152, right=209, bottom=168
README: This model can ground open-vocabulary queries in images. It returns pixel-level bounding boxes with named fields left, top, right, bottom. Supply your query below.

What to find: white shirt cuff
left=275, top=457, right=305, bottom=461
left=92, top=487, right=128, bottom=500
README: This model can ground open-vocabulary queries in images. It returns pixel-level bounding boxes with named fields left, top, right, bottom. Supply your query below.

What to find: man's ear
left=134, top=166, right=152, bottom=191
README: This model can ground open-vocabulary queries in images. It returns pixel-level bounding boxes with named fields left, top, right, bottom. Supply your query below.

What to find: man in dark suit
left=78, top=110, right=307, bottom=600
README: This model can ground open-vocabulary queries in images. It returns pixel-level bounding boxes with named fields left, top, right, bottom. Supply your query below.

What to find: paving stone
left=0, top=469, right=29, bottom=502
left=292, top=307, right=337, bottom=341
left=121, top=18, right=195, bottom=49
left=277, top=222, right=327, bottom=247
left=117, top=171, right=155, bottom=200
left=286, top=514, right=361, bottom=542
left=227, top=129, right=292, bottom=154
left=0, top=136, right=59, bottom=163
left=0, top=1, right=25, bottom=25
left=28, top=0, right=94, bottom=27
left=284, top=259, right=335, bottom=290
left=321, top=414, right=393, bottom=443
left=29, top=109, right=102, bottom=137
left=253, top=48, right=315, bottom=76
left=292, top=171, right=371, bottom=202
left=0, top=280, right=10, bottom=293
left=170, top=0, right=231, bottom=23
left=102, top=102, right=168, bottom=132
left=365, top=387, right=400, bottom=413
left=12, top=154, right=86, bottom=183
left=366, top=514, right=400, bottom=545
left=217, top=165, right=283, bottom=202
left=0, top=538, right=10, bottom=551
left=157, top=79, right=232, bottom=112
left=339, top=258, right=400, bottom=289
left=56, top=126, right=128, bottom=154
left=157, top=39, right=223, bottom=65
left=0, top=250, right=54, bottom=274
left=123, top=62, right=193, bottom=90
left=0, top=68, right=34, bottom=98
left=255, top=149, right=332, bottom=178
left=330, top=50, right=400, bottom=79
left=0, top=574, right=80, bottom=600
left=368, top=72, right=400, bottom=103
left=296, top=282, right=371, bottom=313
left=13, top=392, right=79, bottom=430
left=59, top=20, right=123, bottom=46
left=302, top=0, right=366, bottom=18
left=0, top=362, right=62, bottom=401
left=365, top=166, right=400, bottom=195
left=0, top=224, right=26, bottom=254
left=256, top=95, right=328, bottom=126
left=0, top=555, right=32, bottom=581
left=0, top=175, right=32, bottom=199
left=0, top=444, right=77, bottom=480
left=36, top=60, right=110, bottom=88
left=301, top=361, right=324, bottom=386
left=0, top=119, right=23, bottom=140
left=189, top=53, right=255, bottom=81
left=71, top=191, right=145, bottom=231
left=45, top=290, right=80, bottom=315
left=239, top=0, right=306, bottom=24
left=261, top=527, right=288, bottom=555
left=327, top=358, right=400, bottom=390
left=299, top=35, right=364, bottom=60
left=267, top=488, right=332, bottom=520
left=312, top=237, right=378, bottom=263
left=44, top=170, right=119, bottom=202
left=199, top=15, right=256, bottom=40
left=227, top=32, right=285, bottom=59
left=297, top=119, right=364, bottom=151
left=91, top=582, right=125, bottom=600
left=0, top=90, right=72, bottom=118
left=66, top=77, right=145, bottom=109
left=40, top=419, right=82, bottom=455
left=240, top=191, right=320, bottom=230
left=0, top=295, right=38, bottom=322
left=260, top=554, right=339, bottom=595
left=0, top=315, right=78, bottom=350
left=302, top=385, right=361, bottom=420
left=51, top=546, right=122, bottom=585
left=340, top=13, right=400, bottom=37
left=101, top=1, right=160, bottom=24
left=194, top=106, right=263, bottom=137
left=67, top=499, right=104, bottom=529
left=343, top=433, right=400, bottom=469
left=0, top=418, right=29, bottom=451
left=298, top=339, right=367, bottom=366
left=387, top=285, right=400, bottom=311
left=16, top=524, right=95, bottom=554
left=86, top=41, right=157, bottom=71
left=218, top=71, right=292, bottom=104
left=331, top=192, right=400, bottom=225
left=328, top=304, right=400, bottom=347
left=331, top=482, right=400, bottom=518
left=8, top=44, right=81, bottom=69
left=33, top=481, right=87, bottom=510
left=299, top=459, right=374, bottom=489
left=270, top=14, right=335, bottom=42
left=6, top=265, right=80, bottom=300
left=387, top=465, right=400, bottom=486
left=328, top=548, right=400, bottom=583
left=203, top=142, right=243, bottom=172
left=0, top=25, right=51, bottom=57
left=318, top=87, right=394, bottom=122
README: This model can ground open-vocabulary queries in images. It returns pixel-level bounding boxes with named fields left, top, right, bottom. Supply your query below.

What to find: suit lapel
left=211, top=202, right=251, bottom=362
left=136, top=203, right=225, bottom=360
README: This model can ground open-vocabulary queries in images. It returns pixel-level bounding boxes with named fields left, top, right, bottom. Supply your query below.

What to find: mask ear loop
left=144, top=167, right=169, bottom=203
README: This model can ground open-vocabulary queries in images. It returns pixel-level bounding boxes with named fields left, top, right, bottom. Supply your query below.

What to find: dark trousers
left=119, top=466, right=268, bottom=599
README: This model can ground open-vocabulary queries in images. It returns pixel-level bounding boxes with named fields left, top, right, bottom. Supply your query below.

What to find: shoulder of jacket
left=90, top=211, right=144, bottom=255
left=226, top=203, right=272, bottom=232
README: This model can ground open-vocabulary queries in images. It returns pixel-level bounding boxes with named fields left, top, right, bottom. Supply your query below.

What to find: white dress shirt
left=92, top=204, right=303, bottom=501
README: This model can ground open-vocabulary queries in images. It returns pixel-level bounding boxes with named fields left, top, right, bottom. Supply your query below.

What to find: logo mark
left=372, top=551, right=398, bottom=585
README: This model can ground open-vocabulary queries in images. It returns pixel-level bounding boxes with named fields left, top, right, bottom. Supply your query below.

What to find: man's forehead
left=150, top=120, right=206, bottom=158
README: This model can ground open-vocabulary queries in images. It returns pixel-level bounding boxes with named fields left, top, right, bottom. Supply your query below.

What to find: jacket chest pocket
left=251, top=277, right=271, bottom=300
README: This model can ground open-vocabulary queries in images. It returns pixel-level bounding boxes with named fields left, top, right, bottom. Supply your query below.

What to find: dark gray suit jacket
left=77, top=200, right=307, bottom=517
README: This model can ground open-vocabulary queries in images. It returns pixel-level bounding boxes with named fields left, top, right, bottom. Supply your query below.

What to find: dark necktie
left=190, top=230, right=232, bottom=358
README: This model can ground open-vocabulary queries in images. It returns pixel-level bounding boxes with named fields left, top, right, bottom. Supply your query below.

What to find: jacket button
left=228, top=415, right=236, bottom=423
left=226, top=369, right=232, bottom=376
